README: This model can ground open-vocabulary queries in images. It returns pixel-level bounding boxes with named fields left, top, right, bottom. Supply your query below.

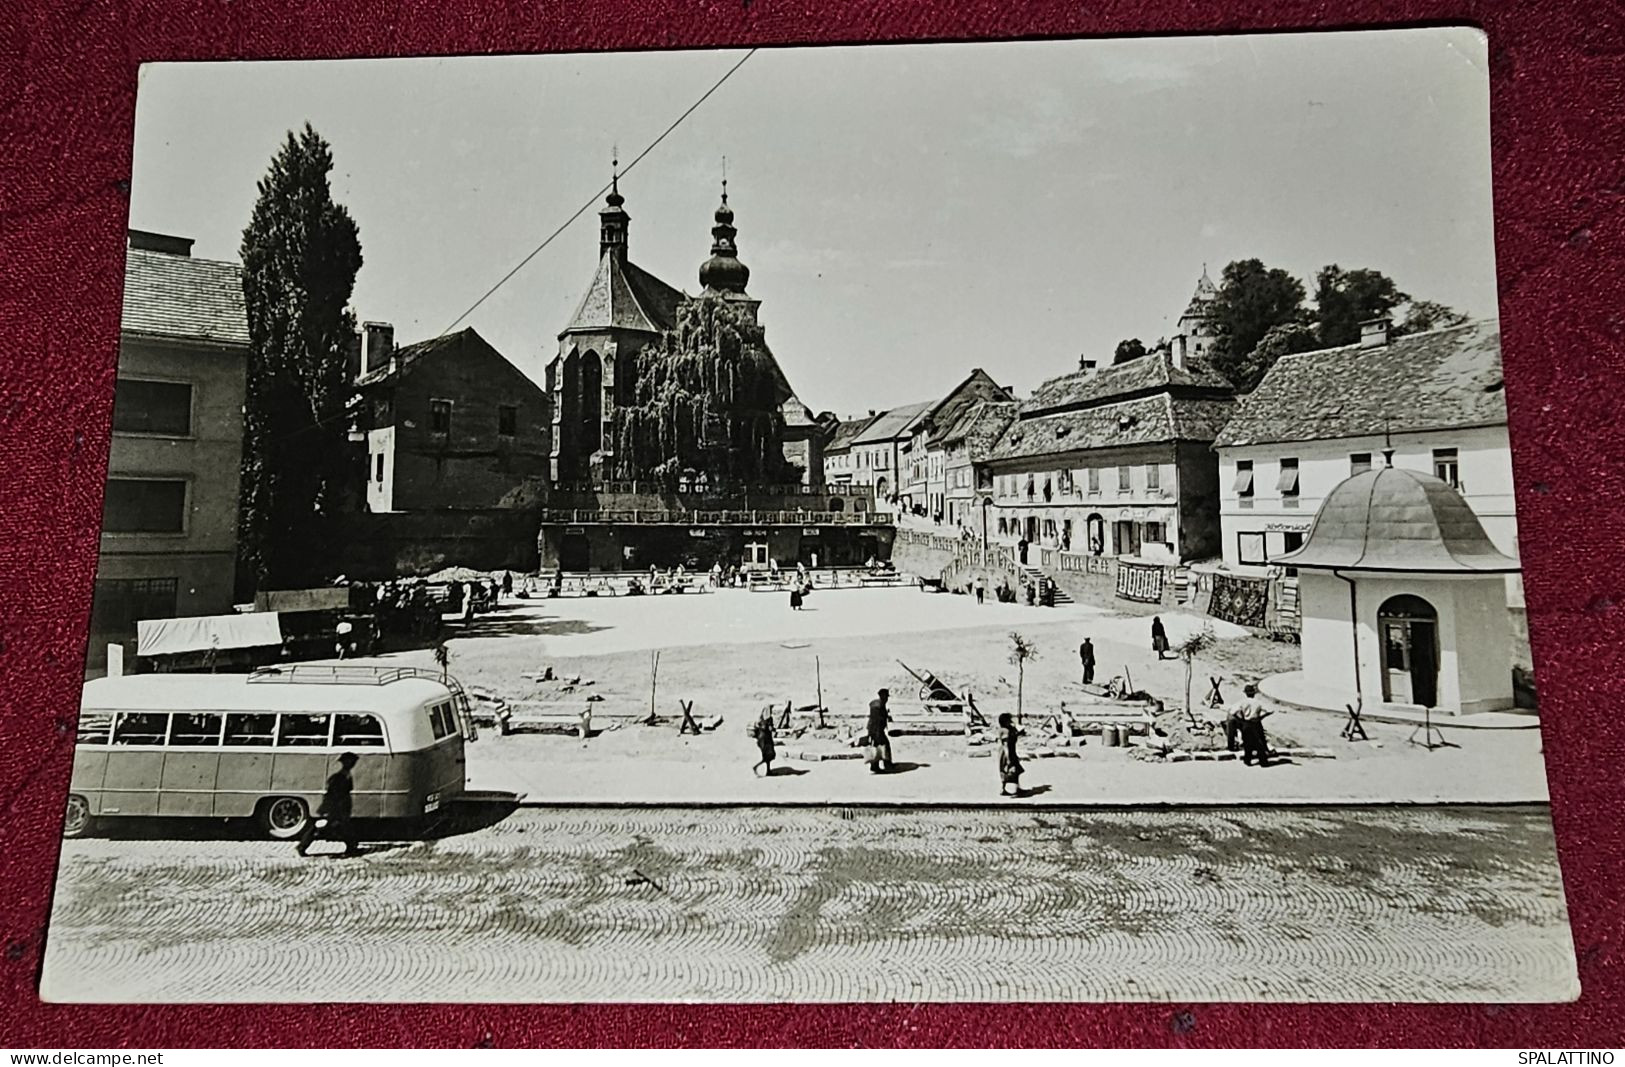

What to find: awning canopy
left=136, top=613, right=284, bottom=657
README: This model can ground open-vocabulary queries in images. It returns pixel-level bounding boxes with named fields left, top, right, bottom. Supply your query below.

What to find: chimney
left=364, top=321, right=396, bottom=374
left=127, top=229, right=194, bottom=256
left=1172, top=334, right=1188, bottom=370
left=1360, top=316, right=1392, bottom=348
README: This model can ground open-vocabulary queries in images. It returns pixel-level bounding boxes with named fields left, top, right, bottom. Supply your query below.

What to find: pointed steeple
left=699, top=174, right=750, bottom=294
left=599, top=154, right=629, bottom=261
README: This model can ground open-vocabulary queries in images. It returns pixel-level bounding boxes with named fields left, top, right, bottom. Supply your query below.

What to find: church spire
left=699, top=172, right=750, bottom=294
left=599, top=153, right=629, bottom=261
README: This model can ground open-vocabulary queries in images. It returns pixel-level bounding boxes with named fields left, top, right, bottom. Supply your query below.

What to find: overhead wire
left=274, top=47, right=760, bottom=441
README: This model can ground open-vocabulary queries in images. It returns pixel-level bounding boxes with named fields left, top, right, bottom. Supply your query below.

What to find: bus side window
left=170, top=712, right=224, bottom=746
left=334, top=713, right=385, bottom=747
left=112, top=712, right=169, bottom=746
left=76, top=713, right=113, bottom=745
left=224, top=712, right=276, bottom=747
left=277, top=713, right=332, bottom=747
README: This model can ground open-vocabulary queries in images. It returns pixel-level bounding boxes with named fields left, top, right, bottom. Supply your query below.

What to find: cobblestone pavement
left=40, top=805, right=1576, bottom=1003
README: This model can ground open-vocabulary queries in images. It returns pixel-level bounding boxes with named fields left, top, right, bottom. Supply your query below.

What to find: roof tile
left=1214, top=320, right=1505, bottom=447
left=121, top=249, right=249, bottom=347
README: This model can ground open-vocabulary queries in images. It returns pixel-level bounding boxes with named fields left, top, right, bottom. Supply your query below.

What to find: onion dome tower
left=699, top=180, right=751, bottom=295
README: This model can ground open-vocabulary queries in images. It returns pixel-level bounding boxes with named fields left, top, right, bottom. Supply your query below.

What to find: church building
left=536, top=176, right=885, bottom=573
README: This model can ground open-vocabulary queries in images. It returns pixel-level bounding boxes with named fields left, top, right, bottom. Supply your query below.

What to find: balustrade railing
left=538, top=507, right=892, bottom=526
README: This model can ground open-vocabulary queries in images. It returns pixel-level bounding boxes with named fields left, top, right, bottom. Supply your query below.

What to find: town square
left=40, top=30, right=1576, bottom=1004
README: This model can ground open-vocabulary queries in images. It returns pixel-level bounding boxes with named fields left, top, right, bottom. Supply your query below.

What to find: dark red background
left=2, top=0, right=1622, bottom=1048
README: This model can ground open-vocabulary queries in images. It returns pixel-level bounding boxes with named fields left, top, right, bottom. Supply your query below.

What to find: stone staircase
left=1016, top=563, right=1074, bottom=604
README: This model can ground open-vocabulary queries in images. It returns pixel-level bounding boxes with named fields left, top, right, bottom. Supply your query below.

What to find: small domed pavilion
left=1268, top=452, right=1520, bottom=715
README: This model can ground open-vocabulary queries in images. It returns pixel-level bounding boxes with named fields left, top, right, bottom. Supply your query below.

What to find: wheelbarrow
left=897, top=659, right=965, bottom=713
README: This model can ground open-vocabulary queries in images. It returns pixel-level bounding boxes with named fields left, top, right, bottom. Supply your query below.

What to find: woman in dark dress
left=751, top=708, right=777, bottom=777
left=1151, top=616, right=1171, bottom=659
left=997, top=712, right=1023, bottom=797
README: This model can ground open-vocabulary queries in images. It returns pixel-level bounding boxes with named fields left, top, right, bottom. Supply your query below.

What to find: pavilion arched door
left=1379, top=594, right=1439, bottom=707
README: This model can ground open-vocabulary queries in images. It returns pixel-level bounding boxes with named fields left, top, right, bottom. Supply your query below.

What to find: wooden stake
left=815, top=655, right=823, bottom=709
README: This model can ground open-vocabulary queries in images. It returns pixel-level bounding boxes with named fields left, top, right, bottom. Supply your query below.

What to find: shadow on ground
left=73, top=794, right=523, bottom=844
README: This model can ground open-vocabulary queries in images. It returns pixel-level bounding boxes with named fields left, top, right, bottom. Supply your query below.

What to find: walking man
left=297, top=752, right=360, bottom=857
left=1079, top=637, right=1096, bottom=686
left=867, top=688, right=893, bottom=773
left=974, top=574, right=986, bottom=605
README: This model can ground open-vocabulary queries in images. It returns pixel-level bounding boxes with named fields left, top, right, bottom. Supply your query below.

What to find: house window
left=430, top=399, right=453, bottom=436
left=1238, top=531, right=1267, bottom=566
left=1087, top=467, right=1100, bottom=494
left=103, top=478, right=187, bottom=533
left=1146, top=463, right=1161, bottom=491
left=1234, top=460, right=1255, bottom=509
left=111, top=379, right=192, bottom=436
left=498, top=405, right=517, bottom=438
left=1116, top=465, right=1131, bottom=492
left=89, top=576, right=178, bottom=635
left=1144, top=521, right=1167, bottom=544
left=1350, top=452, right=1373, bottom=475
left=374, top=453, right=385, bottom=483
left=1433, top=447, right=1460, bottom=488
left=1277, top=458, right=1300, bottom=502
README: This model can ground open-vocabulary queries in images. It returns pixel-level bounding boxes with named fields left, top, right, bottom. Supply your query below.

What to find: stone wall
left=332, top=508, right=541, bottom=578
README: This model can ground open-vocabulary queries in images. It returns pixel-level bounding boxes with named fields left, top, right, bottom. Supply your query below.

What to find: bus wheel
left=63, top=794, right=93, bottom=839
left=258, top=797, right=311, bottom=840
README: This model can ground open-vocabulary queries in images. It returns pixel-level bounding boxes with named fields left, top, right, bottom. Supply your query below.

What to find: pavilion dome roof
left=1275, top=463, right=1519, bottom=573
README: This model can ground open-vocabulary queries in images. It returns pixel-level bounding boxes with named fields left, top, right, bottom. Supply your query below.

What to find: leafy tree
left=1231, top=322, right=1323, bottom=393
left=1008, top=631, right=1039, bottom=724
left=1314, top=265, right=1409, bottom=347
left=1174, top=624, right=1216, bottom=730
left=1113, top=338, right=1147, bottom=364
left=1207, top=259, right=1307, bottom=387
left=238, top=123, right=363, bottom=595
left=1395, top=299, right=1470, bottom=336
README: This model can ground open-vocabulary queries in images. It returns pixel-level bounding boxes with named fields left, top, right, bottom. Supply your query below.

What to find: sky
left=128, top=28, right=1498, bottom=417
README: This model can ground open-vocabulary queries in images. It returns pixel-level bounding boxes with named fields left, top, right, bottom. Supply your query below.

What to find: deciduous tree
left=1395, top=299, right=1470, bottom=336
left=1207, top=259, right=1307, bottom=387
left=1314, top=265, right=1409, bottom=347
left=1112, top=338, right=1147, bottom=364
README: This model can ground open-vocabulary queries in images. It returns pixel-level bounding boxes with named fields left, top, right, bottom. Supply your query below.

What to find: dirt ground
left=319, top=587, right=1548, bottom=801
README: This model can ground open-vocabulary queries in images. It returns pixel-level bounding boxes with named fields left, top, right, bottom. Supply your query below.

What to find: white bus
left=66, top=665, right=469, bottom=839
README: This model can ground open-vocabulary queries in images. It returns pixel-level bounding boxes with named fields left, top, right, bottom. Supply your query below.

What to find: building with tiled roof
left=847, top=401, right=931, bottom=505
left=942, top=399, right=1017, bottom=532
left=89, top=231, right=251, bottom=669
left=352, top=326, right=551, bottom=512
left=1212, top=317, right=1519, bottom=590
left=913, top=368, right=1017, bottom=523
left=821, top=413, right=879, bottom=489
left=121, top=235, right=251, bottom=347
left=983, top=344, right=1235, bottom=564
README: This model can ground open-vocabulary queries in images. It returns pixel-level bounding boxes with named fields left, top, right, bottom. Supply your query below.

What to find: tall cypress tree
left=237, top=123, right=363, bottom=595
